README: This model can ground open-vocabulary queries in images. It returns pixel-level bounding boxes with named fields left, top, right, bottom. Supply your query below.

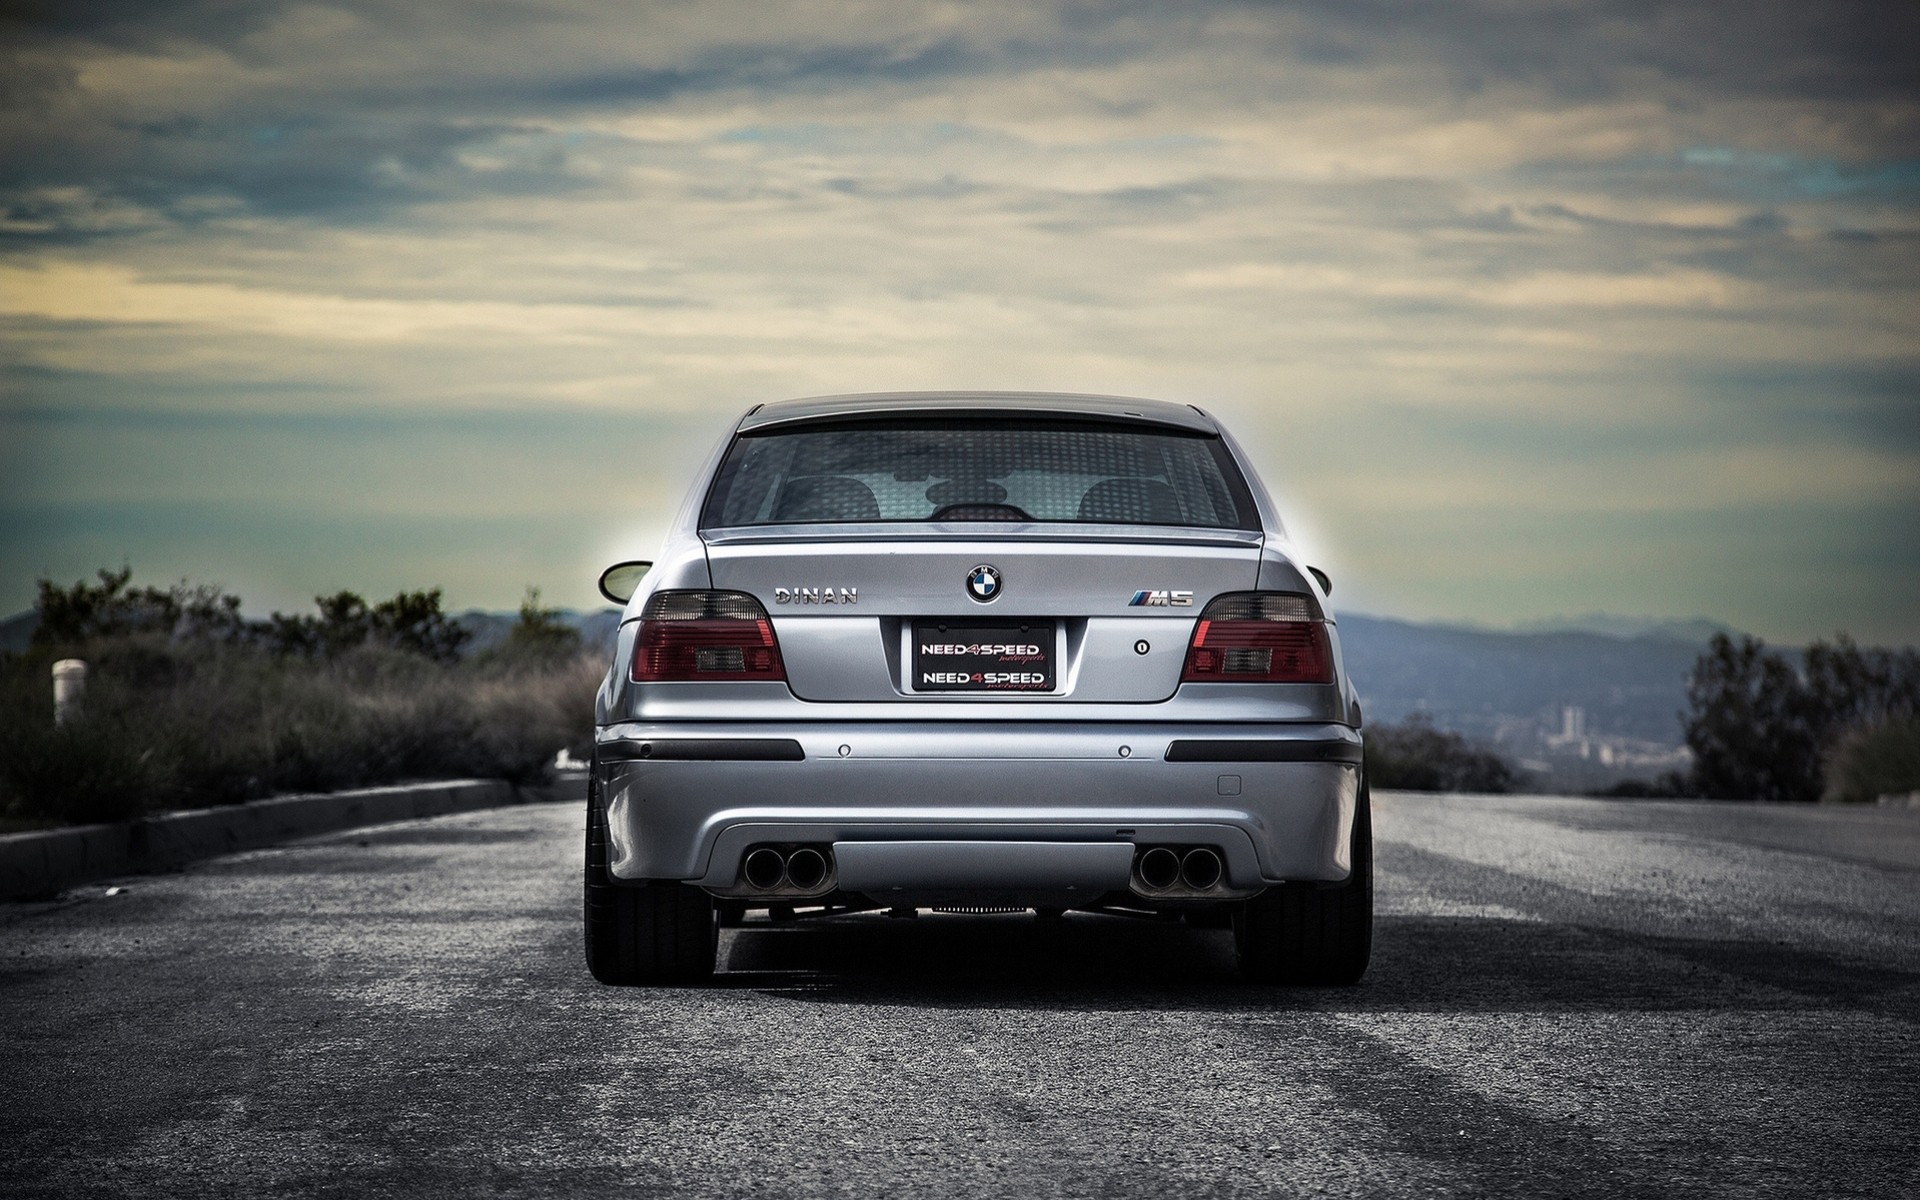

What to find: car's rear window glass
left=702, top=418, right=1258, bottom=529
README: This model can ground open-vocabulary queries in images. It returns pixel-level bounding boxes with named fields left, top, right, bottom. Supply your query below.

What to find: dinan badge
left=967, top=564, right=1002, bottom=602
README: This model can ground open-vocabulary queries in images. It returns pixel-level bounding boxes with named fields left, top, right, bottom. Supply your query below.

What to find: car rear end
left=586, top=393, right=1370, bottom=985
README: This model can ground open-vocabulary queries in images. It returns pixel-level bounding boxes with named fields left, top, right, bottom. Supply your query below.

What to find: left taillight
left=1181, top=591, right=1334, bottom=684
left=631, top=590, right=786, bottom=683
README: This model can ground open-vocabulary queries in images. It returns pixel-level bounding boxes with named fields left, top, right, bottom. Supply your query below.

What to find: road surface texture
left=3, top=792, right=1916, bottom=1199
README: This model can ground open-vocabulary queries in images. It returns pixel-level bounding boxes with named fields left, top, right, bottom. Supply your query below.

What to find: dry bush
left=1364, top=715, right=1515, bottom=793
left=1823, top=712, right=1920, bottom=804
left=0, top=637, right=605, bottom=824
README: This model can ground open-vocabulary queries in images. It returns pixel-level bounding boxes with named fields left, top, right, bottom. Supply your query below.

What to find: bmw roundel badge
left=967, top=564, right=1002, bottom=602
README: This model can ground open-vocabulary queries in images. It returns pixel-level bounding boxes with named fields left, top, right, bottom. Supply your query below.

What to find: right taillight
left=1181, top=592, right=1333, bottom=684
left=631, top=590, right=786, bottom=682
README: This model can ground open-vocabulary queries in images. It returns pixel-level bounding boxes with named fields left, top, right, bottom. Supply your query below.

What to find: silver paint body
left=593, top=392, right=1363, bottom=901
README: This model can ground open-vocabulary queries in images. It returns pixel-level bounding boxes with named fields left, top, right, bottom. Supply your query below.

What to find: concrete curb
left=0, top=772, right=587, bottom=901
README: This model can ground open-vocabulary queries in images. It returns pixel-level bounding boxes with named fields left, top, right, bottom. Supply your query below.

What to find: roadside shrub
left=0, top=681, right=155, bottom=824
left=467, top=656, right=603, bottom=781
left=0, top=571, right=603, bottom=825
left=33, top=567, right=246, bottom=648
left=1364, top=715, right=1515, bottom=793
left=1823, top=712, right=1920, bottom=804
left=492, top=587, right=584, bottom=664
left=1596, top=773, right=1693, bottom=799
left=1683, top=632, right=1920, bottom=803
left=261, top=588, right=470, bottom=662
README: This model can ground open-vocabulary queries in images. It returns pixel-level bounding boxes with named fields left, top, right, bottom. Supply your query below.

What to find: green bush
left=1364, top=715, right=1515, bottom=793
left=1823, top=712, right=1920, bottom=804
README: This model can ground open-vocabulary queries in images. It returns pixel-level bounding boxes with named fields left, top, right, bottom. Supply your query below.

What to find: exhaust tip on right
left=1180, top=848, right=1223, bottom=890
left=785, top=847, right=829, bottom=891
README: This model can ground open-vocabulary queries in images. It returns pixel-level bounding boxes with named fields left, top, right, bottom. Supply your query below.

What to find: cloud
left=1, top=1, right=1916, bottom=639
left=6, top=1, right=1915, bottom=231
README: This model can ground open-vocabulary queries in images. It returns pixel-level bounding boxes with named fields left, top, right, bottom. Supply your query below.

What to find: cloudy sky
left=3, top=1, right=1916, bottom=643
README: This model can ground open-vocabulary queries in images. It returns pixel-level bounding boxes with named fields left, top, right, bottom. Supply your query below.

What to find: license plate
left=911, top=621, right=1055, bottom=692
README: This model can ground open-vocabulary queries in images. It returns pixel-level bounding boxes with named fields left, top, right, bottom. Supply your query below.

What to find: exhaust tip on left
left=1137, top=846, right=1182, bottom=890
left=742, top=847, right=787, bottom=891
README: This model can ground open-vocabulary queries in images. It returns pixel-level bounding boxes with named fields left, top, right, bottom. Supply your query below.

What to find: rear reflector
left=632, top=591, right=786, bottom=682
left=1181, top=592, right=1333, bottom=684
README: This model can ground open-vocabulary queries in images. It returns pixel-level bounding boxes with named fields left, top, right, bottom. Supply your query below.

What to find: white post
left=52, top=659, right=86, bottom=726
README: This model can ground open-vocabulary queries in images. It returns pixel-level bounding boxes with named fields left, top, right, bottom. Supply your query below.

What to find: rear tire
left=1236, top=778, right=1373, bottom=985
left=584, top=770, right=717, bottom=985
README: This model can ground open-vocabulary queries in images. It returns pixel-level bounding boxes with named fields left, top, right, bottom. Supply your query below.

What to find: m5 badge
left=1128, top=590, right=1193, bottom=607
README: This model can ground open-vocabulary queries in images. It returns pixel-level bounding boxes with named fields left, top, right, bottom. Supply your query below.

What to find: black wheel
left=584, top=770, right=717, bottom=985
left=1235, top=778, right=1373, bottom=985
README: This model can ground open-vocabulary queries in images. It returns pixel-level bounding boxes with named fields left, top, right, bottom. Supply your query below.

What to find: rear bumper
left=594, top=721, right=1361, bottom=891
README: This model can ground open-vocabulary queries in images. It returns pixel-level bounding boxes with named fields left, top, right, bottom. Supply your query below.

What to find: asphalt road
left=3, top=793, right=1917, bottom=1199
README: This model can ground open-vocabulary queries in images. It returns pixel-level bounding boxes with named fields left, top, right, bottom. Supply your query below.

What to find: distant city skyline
left=3, top=2, right=1916, bottom=644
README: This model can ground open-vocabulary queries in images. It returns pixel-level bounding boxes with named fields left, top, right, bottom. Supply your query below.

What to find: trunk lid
left=704, top=528, right=1263, bottom=702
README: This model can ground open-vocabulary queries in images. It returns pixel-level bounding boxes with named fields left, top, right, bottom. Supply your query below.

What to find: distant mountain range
left=1507, top=613, right=1739, bottom=643
left=1337, top=613, right=1710, bottom=745
left=452, top=608, right=624, bottom=656
left=0, top=610, right=36, bottom=655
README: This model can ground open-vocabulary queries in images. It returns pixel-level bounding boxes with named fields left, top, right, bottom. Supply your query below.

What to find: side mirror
left=1307, top=566, right=1332, bottom=596
left=597, top=561, right=653, bottom=604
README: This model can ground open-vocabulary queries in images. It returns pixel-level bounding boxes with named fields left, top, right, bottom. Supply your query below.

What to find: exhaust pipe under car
left=736, top=844, right=835, bottom=896
left=1137, top=846, right=1182, bottom=891
left=743, top=847, right=787, bottom=891
left=785, top=847, right=829, bottom=891
left=1179, top=847, right=1223, bottom=891
left=1132, top=844, right=1230, bottom=895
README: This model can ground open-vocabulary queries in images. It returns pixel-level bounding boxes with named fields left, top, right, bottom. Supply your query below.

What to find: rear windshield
left=701, top=417, right=1259, bottom=530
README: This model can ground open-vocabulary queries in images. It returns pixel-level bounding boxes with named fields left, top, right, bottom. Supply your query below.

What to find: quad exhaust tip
left=1180, top=847, right=1223, bottom=890
left=785, top=847, right=829, bottom=891
left=1132, top=844, right=1229, bottom=895
left=737, top=844, right=836, bottom=896
left=743, top=847, right=787, bottom=891
left=1138, top=846, right=1182, bottom=891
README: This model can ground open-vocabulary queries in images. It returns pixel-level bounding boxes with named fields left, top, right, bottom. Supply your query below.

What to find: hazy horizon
left=4, top=2, right=1916, bottom=644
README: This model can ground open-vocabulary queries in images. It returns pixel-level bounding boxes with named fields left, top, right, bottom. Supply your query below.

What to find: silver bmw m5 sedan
left=586, top=392, right=1370, bottom=985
